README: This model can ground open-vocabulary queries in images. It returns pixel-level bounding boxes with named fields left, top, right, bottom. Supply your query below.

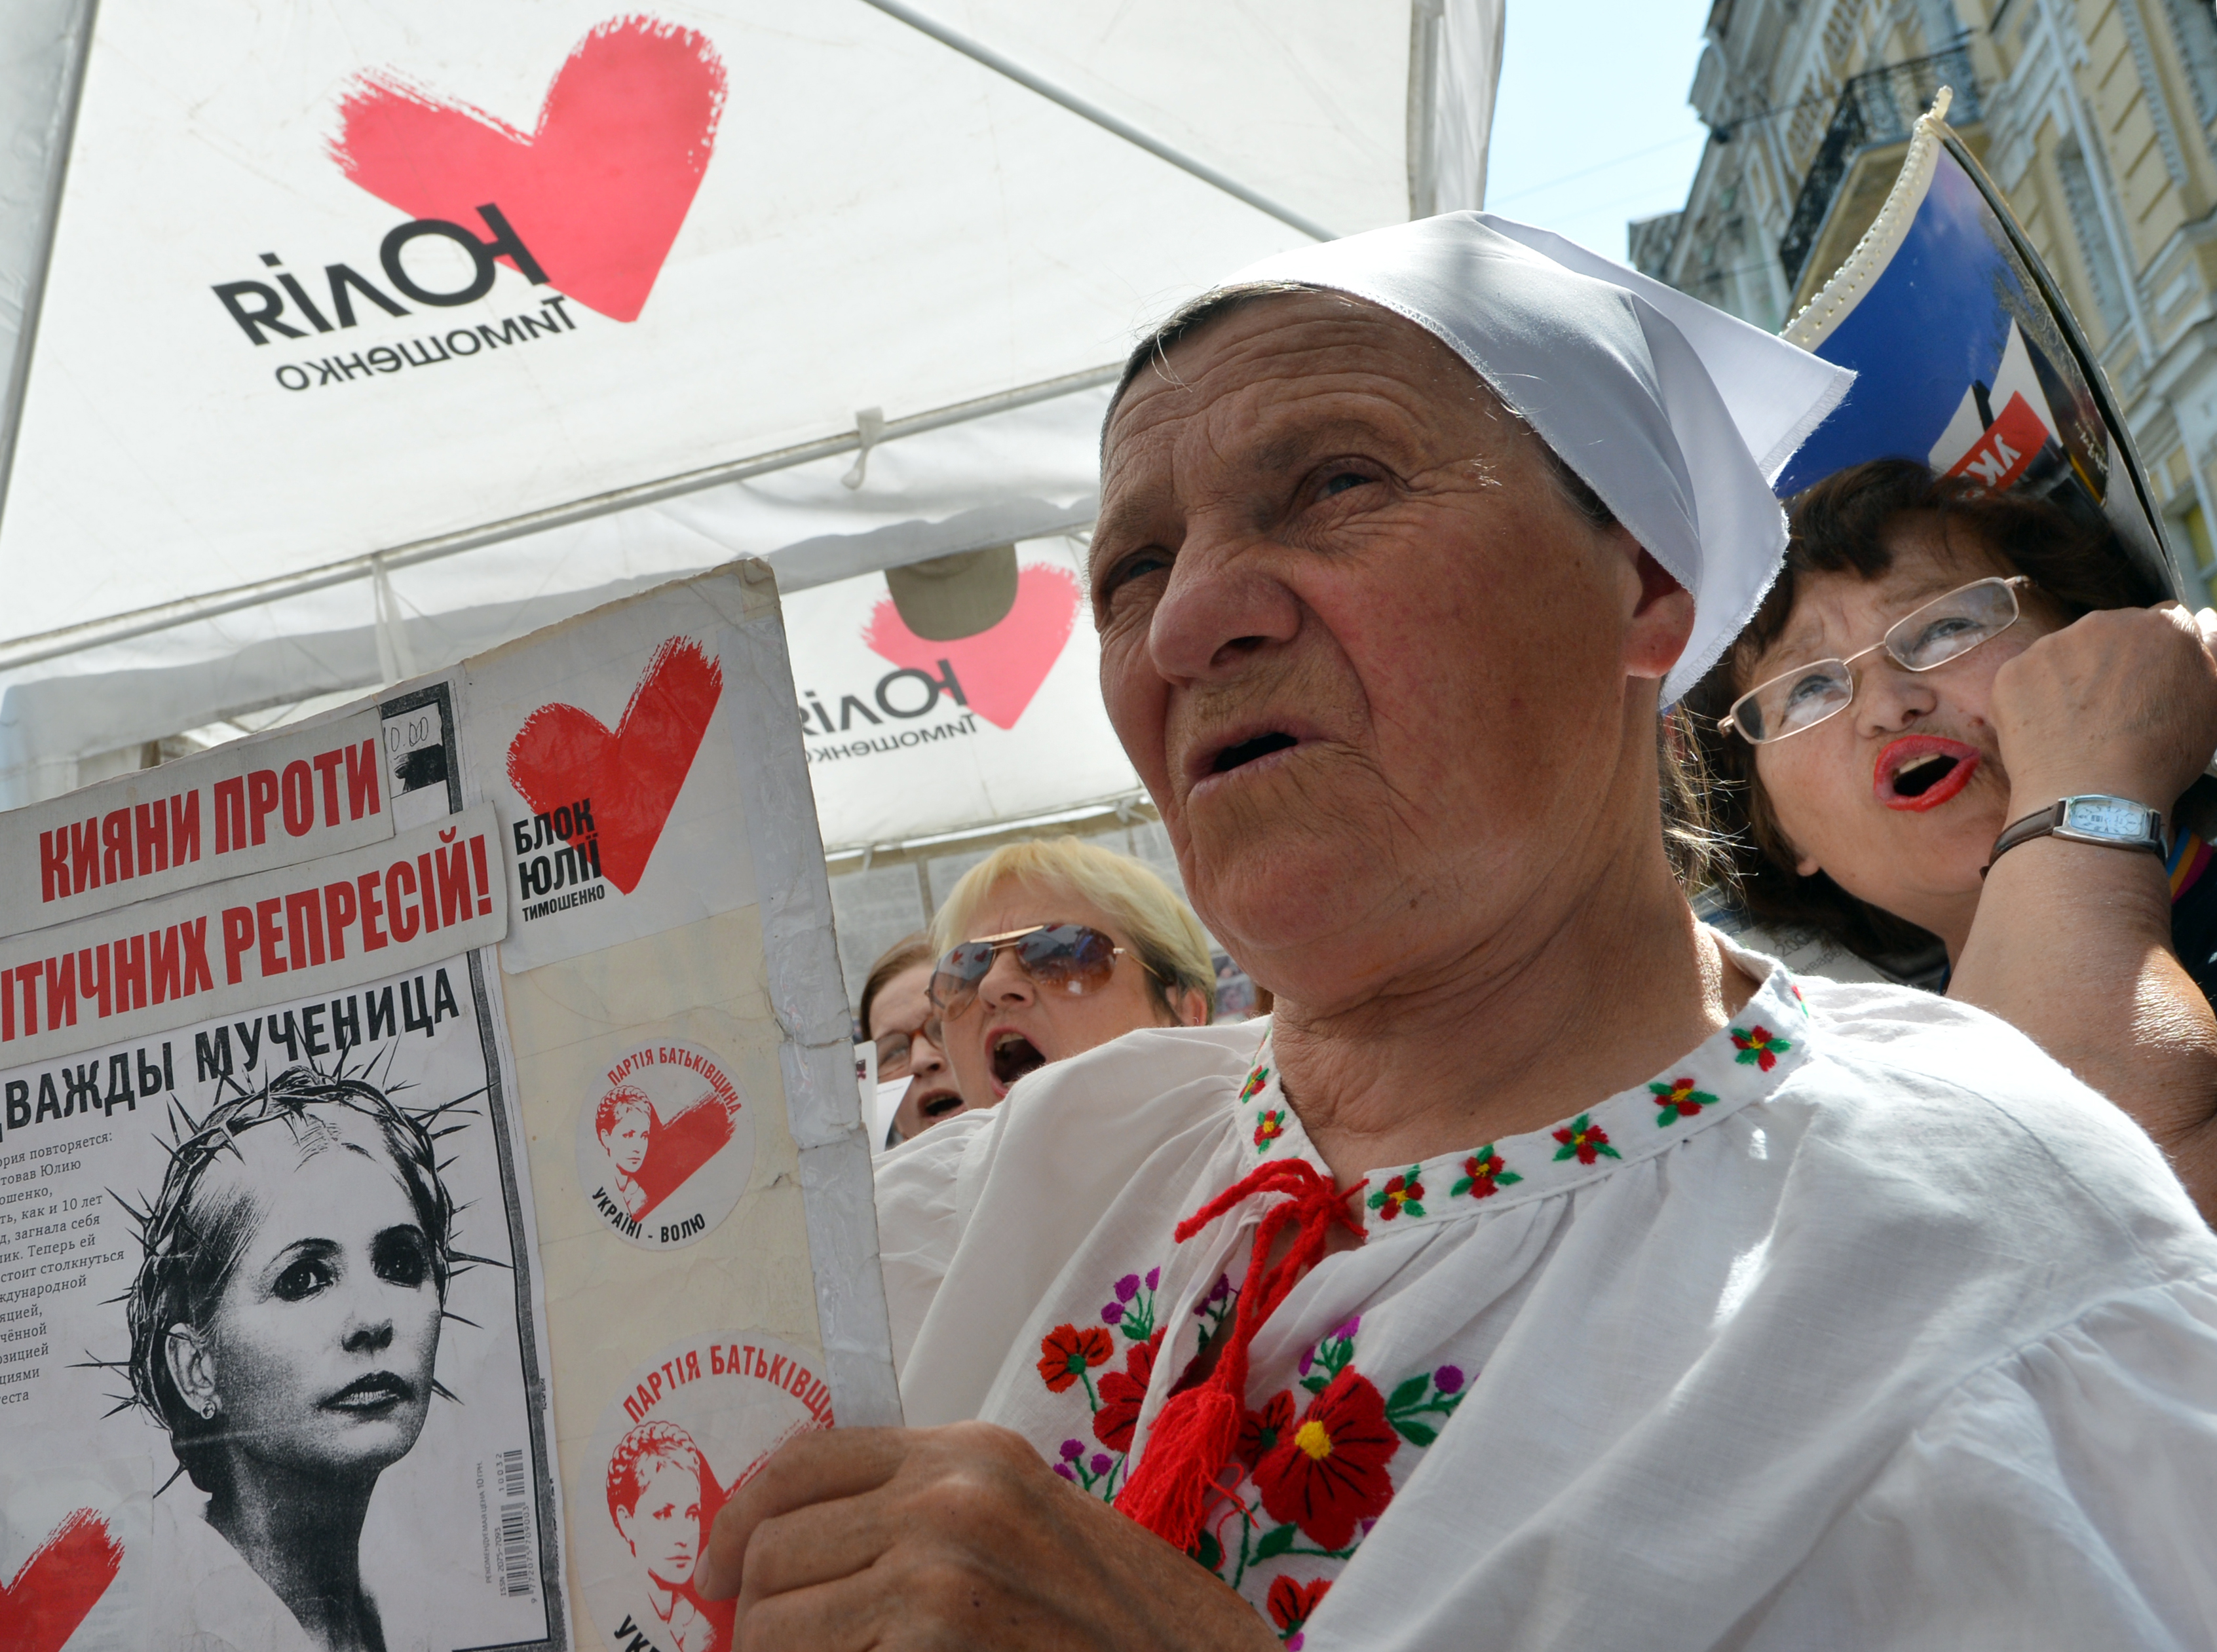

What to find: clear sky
left=1482, top=0, right=1717, bottom=261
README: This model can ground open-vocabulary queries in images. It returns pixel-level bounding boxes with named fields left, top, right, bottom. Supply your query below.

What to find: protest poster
left=1777, top=88, right=2186, bottom=599
left=0, top=562, right=896, bottom=1652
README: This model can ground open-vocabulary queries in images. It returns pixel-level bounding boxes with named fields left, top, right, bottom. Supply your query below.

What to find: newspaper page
left=0, top=561, right=896, bottom=1652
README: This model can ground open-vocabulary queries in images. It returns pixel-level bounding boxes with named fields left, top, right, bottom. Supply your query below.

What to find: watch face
left=2064, top=798, right=2151, bottom=839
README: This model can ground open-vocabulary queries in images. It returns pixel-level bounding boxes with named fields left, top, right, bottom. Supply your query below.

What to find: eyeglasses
left=1721, top=575, right=2028, bottom=744
left=873, top=1016, right=944, bottom=1077
left=927, top=924, right=1155, bottom=1021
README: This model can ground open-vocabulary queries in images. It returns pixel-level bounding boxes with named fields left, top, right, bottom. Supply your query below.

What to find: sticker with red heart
left=1, top=1509, right=123, bottom=1652
left=862, top=563, right=1080, bottom=731
left=584, top=1333, right=831, bottom=1652
left=332, top=14, right=727, bottom=322
left=507, top=637, right=724, bottom=897
left=576, top=1040, right=753, bottom=1252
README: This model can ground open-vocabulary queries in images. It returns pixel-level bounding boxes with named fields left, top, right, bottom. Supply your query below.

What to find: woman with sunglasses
left=1686, top=458, right=2217, bottom=1217
left=923, top=838, right=1215, bottom=1117
left=875, top=838, right=1214, bottom=1370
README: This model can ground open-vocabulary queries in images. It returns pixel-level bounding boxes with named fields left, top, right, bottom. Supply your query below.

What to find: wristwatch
left=1984, top=795, right=2169, bottom=876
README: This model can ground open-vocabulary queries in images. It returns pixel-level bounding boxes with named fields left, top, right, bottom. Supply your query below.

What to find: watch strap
left=1986, top=800, right=2066, bottom=873
left=1984, top=796, right=2167, bottom=876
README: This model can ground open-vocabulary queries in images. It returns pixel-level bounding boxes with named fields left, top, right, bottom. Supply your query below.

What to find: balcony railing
left=1777, top=46, right=1980, bottom=286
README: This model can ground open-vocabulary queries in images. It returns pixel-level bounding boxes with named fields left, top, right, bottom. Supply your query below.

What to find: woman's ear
left=165, top=1323, right=218, bottom=1420
left=1173, top=986, right=1211, bottom=1028
left=1621, top=539, right=1696, bottom=683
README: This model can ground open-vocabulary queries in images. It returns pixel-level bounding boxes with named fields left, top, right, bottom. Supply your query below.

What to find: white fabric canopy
left=0, top=0, right=1504, bottom=851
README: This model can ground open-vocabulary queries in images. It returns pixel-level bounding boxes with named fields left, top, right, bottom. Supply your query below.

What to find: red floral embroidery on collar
left=1365, top=1167, right=1425, bottom=1221
left=1552, top=1113, right=1618, bottom=1164
left=1451, top=1148, right=1520, bottom=1199
left=1233, top=965, right=1810, bottom=1233
left=1648, top=1077, right=1716, bottom=1126
left=1731, top=1025, right=1792, bottom=1072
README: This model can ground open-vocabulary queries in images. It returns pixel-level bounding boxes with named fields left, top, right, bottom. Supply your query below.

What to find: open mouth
left=989, top=1029, right=1049, bottom=1095
left=324, top=1372, right=413, bottom=1412
left=1874, top=736, right=1982, bottom=812
left=1211, top=731, right=1299, bottom=774
left=913, top=1087, right=965, bottom=1121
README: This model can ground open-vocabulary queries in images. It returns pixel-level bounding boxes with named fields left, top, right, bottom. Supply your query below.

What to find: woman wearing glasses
left=859, top=935, right=966, bottom=1144
left=1686, top=458, right=2217, bottom=1217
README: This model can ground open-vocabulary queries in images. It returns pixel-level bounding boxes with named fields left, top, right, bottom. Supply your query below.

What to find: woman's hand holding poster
left=0, top=561, right=895, bottom=1652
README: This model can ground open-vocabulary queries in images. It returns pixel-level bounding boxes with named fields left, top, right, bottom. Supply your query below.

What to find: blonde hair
left=930, top=837, right=1217, bottom=1019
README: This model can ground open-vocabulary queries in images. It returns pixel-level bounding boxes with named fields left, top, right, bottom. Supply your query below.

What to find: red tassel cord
left=1115, top=1159, right=1365, bottom=1552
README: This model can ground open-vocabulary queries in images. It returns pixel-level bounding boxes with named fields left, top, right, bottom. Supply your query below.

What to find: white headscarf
left=1222, top=213, right=1854, bottom=700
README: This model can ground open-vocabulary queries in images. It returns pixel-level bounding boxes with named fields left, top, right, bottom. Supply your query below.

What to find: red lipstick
left=1873, top=736, right=1981, bottom=812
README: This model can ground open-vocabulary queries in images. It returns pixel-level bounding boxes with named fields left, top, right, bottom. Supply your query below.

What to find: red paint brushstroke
left=862, top=565, right=1080, bottom=731
left=630, top=1091, right=736, bottom=1219
left=1, top=1509, right=124, bottom=1652
left=506, top=638, right=723, bottom=895
left=330, top=14, right=727, bottom=322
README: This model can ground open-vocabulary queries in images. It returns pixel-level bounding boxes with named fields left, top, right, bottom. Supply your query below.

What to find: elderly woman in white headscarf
left=695, top=216, right=2217, bottom=1649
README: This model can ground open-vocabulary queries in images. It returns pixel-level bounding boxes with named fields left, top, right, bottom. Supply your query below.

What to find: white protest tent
left=0, top=0, right=1504, bottom=992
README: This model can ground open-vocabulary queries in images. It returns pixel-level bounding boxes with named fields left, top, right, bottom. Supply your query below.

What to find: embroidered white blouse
left=875, top=941, right=2217, bottom=1649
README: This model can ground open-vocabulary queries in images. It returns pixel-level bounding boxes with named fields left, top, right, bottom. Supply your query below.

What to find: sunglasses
left=927, top=924, right=1156, bottom=1021
left=1721, top=576, right=2028, bottom=744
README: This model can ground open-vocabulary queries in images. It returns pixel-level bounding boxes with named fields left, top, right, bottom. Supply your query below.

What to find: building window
left=2055, top=142, right=2131, bottom=341
left=2158, top=0, right=2217, bottom=126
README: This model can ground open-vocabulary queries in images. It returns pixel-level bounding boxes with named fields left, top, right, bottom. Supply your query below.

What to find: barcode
left=498, top=1448, right=528, bottom=1500
left=497, top=1499, right=535, bottom=1598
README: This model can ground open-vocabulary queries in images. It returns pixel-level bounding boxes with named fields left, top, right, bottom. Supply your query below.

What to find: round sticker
left=578, top=1332, right=832, bottom=1652
left=576, top=1041, right=754, bottom=1250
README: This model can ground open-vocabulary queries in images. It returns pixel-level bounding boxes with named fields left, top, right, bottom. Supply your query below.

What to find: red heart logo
left=1, top=1510, right=123, bottom=1652
left=331, top=15, right=727, bottom=322
left=507, top=637, right=723, bottom=894
left=862, top=565, right=1080, bottom=731
left=622, top=1088, right=737, bottom=1222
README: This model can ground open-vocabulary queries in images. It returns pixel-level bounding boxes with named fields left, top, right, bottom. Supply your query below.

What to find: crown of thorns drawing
left=95, top=1056, right=494, bottom=1433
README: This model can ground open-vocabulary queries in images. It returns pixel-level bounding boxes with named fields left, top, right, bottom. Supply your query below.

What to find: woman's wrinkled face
left=937, top=876, right=1175, bottom=1108
left=1747, top=517, right=2060, bottom=935
left=618, top=1454, right=704, bottom=1588
left=1092, top=293, right=1685, bottom=1008
left=868, top=962, right=964, bottom=1138
left=174, top=1117, right=441, bottom=1484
